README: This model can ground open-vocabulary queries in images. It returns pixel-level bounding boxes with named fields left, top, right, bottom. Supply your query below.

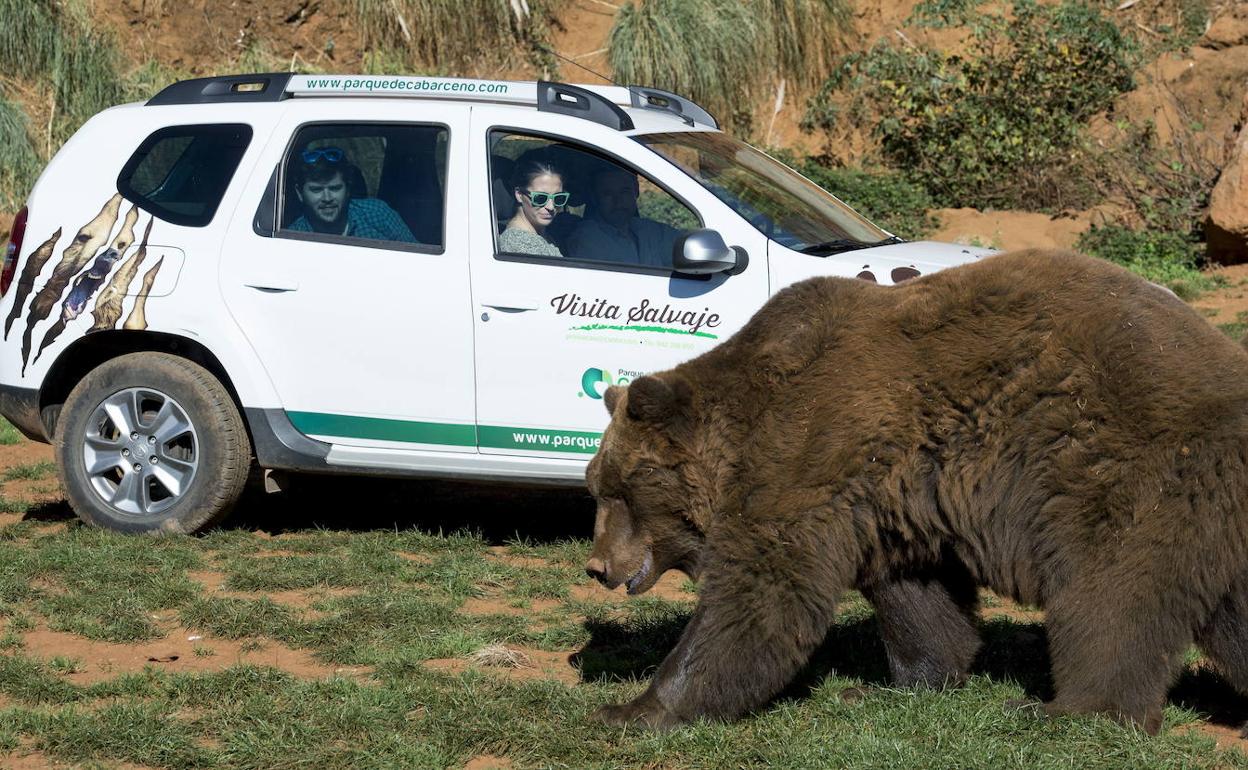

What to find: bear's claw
left=593, top=694, right=681, bottom=731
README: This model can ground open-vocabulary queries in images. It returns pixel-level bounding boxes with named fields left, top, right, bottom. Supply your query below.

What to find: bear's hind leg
left=1196, top=575, right=1248, bottom=733
left=862, top=558, right=981, bottom=689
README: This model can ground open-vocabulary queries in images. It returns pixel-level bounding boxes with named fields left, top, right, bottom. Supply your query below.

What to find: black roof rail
left=628, top=86, right=718, bottom=129
left=536, top=81, right=634, bottom=132
left=147, top=73, right=294, bottom=106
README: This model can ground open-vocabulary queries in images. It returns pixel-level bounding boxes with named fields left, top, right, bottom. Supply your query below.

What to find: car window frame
left=487, top=125, right=706, bottom=277
left=117, top=122, right=254, bottom=228
left=261, top=119, right=451, bottom=256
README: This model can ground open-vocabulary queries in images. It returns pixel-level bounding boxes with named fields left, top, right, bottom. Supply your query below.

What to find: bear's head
left=585, top=374, right=715, bottom=594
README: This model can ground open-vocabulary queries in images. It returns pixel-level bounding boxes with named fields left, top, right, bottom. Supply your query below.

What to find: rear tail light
left=1, top=206, right=28, bottom=298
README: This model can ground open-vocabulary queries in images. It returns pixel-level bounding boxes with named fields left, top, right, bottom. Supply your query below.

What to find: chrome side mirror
left=672, top=229, right=743, bottom=274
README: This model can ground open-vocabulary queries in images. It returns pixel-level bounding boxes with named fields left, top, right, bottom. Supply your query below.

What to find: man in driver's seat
left=564, top=165, right=680, bottom=267
left=287, top=147, right=416, bottom=243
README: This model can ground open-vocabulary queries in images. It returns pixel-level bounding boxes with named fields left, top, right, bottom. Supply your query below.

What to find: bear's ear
left=625, top=375, right=692, bottom=424
left=603, top=385, right=624, bottom=417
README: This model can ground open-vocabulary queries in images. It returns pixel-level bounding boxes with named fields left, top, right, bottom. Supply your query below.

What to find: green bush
left=809, top=0, right=1136, bottom=210
left=1076, top=225, right=1218, bottom=300
left=609, top=0, right=850, bottom=133
left=796, top=162, right=938, bottom=239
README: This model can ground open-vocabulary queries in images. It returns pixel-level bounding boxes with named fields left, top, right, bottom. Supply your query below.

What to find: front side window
left=489, top=130, right=699, bottom=270
left=118, top=124, right=252, bottom=227
left=276, top=123, right=447, bottom=251
left=637, top=131, right=893, bottom=255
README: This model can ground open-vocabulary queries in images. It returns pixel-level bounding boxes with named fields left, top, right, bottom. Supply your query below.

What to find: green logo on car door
left=579, top=367, right=645, bottom=399
left=580, top=367, right=615, bottom=399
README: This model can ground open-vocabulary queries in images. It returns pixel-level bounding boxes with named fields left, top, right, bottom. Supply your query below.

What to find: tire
left=53, top=352, right=252, bottom=534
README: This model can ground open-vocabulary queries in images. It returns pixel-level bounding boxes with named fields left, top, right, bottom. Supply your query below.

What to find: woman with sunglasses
left=499, top=155, right=568, bottom=257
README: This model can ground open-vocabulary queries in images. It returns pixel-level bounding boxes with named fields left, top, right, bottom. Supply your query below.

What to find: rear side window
left=261, top=122, right=448, bottom=253
left=117, top=124, right=252, bottom=227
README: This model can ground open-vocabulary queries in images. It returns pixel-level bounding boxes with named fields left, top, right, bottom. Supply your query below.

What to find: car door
left=220, top=99, right=478, bottom=454
left=468, top=108, right=769, bottom=459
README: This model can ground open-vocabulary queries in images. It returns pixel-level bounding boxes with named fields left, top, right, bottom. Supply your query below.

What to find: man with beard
left=564, top=164, right=682, bottom=268
left=287, top=146, right=415, bottom=243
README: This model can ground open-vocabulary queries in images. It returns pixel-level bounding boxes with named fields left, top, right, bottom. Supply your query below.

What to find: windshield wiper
left=800, top=238, right=871, bottom=255
left=799, top=235, right=904, bottom=256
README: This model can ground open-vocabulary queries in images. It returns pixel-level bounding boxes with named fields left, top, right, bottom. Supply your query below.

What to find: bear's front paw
left=593, top=693, right=682, bottom=731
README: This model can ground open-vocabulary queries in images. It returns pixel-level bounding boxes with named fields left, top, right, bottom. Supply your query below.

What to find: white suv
left=0, top=73, right=990, bottom=533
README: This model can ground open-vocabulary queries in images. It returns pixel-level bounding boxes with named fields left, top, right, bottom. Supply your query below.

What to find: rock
left=1204, top=14, right=1248, bottom=50
left=1207, top=90, right=1248, bottom=264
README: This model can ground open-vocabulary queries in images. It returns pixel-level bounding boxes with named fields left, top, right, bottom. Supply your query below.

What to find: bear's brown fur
left=584, top=248, right=1248, bottom=733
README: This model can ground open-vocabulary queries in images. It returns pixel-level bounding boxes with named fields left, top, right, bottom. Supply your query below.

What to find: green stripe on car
left=286, top=411, right=602, bottom=454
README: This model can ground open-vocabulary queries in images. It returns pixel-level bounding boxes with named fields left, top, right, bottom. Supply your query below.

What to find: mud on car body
left=0, top=73, right=994, bottom=533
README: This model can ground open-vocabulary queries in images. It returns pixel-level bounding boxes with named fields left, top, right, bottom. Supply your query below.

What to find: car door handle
left=480, top=302, right=537, bottom=313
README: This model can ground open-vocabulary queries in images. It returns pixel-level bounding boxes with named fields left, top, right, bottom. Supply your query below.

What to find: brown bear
left=584, top=248, right=1248, bottom=733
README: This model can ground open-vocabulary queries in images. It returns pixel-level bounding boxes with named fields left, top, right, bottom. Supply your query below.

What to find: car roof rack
left=628, top=86, right=718, bottom=130
left=147, top=73, right=294, bottom=105
left=536, top=81, right=633, bottom=131
left=147, top=73, right=718, bottom=131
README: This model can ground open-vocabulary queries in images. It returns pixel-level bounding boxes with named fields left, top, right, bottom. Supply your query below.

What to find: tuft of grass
left=470, top=643, right=532, bottom=669
left=356, top=0, right=567, bottom=77
left=0, top=94, right=42, bottom=211
left=0, top=0, right=59, bottom=79
left=1217, top=311, right=1248, bottom=344
left=2, top=462, right=56, bottom=483
left=47, top=656, right=82, bottom=675
left=609, top=0, right=850, bottom=132
left=0, top=497, right=31, bottom=515
left=0, top=419, right=21, bottom=446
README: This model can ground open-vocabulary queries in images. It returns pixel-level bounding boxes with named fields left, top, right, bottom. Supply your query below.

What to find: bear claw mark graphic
left=3, top=228, right=61, bottom=340
left=123, top=256, right=164, bottom=331
left=89, top=217, right=152, bottom=333
left=19, top=194, right=122, bottom=375
left=33, top=205, right=140, bottom=365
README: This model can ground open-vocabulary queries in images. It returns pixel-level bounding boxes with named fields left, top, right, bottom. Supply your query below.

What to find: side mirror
left=672, top=229, right=746, bottom=274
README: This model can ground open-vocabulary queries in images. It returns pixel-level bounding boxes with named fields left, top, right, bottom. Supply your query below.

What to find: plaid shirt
left=288, top=198, right=416, bottom=243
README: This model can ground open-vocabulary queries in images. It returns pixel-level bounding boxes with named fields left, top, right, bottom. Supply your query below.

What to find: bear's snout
left=585, top=557, right=609, bottom=585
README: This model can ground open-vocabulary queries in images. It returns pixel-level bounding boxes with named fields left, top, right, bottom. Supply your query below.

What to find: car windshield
left=636, top=131, right=894, bottom=255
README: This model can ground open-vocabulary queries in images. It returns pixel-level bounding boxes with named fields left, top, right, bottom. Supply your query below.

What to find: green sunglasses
left=522, top=190, right=570, bottom=208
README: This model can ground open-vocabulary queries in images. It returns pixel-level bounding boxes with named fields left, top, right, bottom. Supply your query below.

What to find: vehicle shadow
left=21, top=499, right=76, bottom=523
left=224, top=473, right=597, bottom=544
left=573, top=610, right=1248, bottom=727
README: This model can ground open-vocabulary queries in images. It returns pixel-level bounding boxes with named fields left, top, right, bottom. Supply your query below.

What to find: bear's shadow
left=573, top=612, right=1248, bottom=727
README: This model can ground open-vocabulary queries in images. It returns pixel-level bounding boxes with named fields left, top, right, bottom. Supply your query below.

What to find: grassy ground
left=0, top=423, right=1245, bottom=768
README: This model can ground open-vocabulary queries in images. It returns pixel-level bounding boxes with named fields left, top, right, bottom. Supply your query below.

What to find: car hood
left=825, top=240, right=998, bottom=285
left=859, top=239, right=997, bottom=268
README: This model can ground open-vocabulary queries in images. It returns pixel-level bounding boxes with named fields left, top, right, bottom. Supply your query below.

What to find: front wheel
left=54, top=352, right=252, bottom=534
